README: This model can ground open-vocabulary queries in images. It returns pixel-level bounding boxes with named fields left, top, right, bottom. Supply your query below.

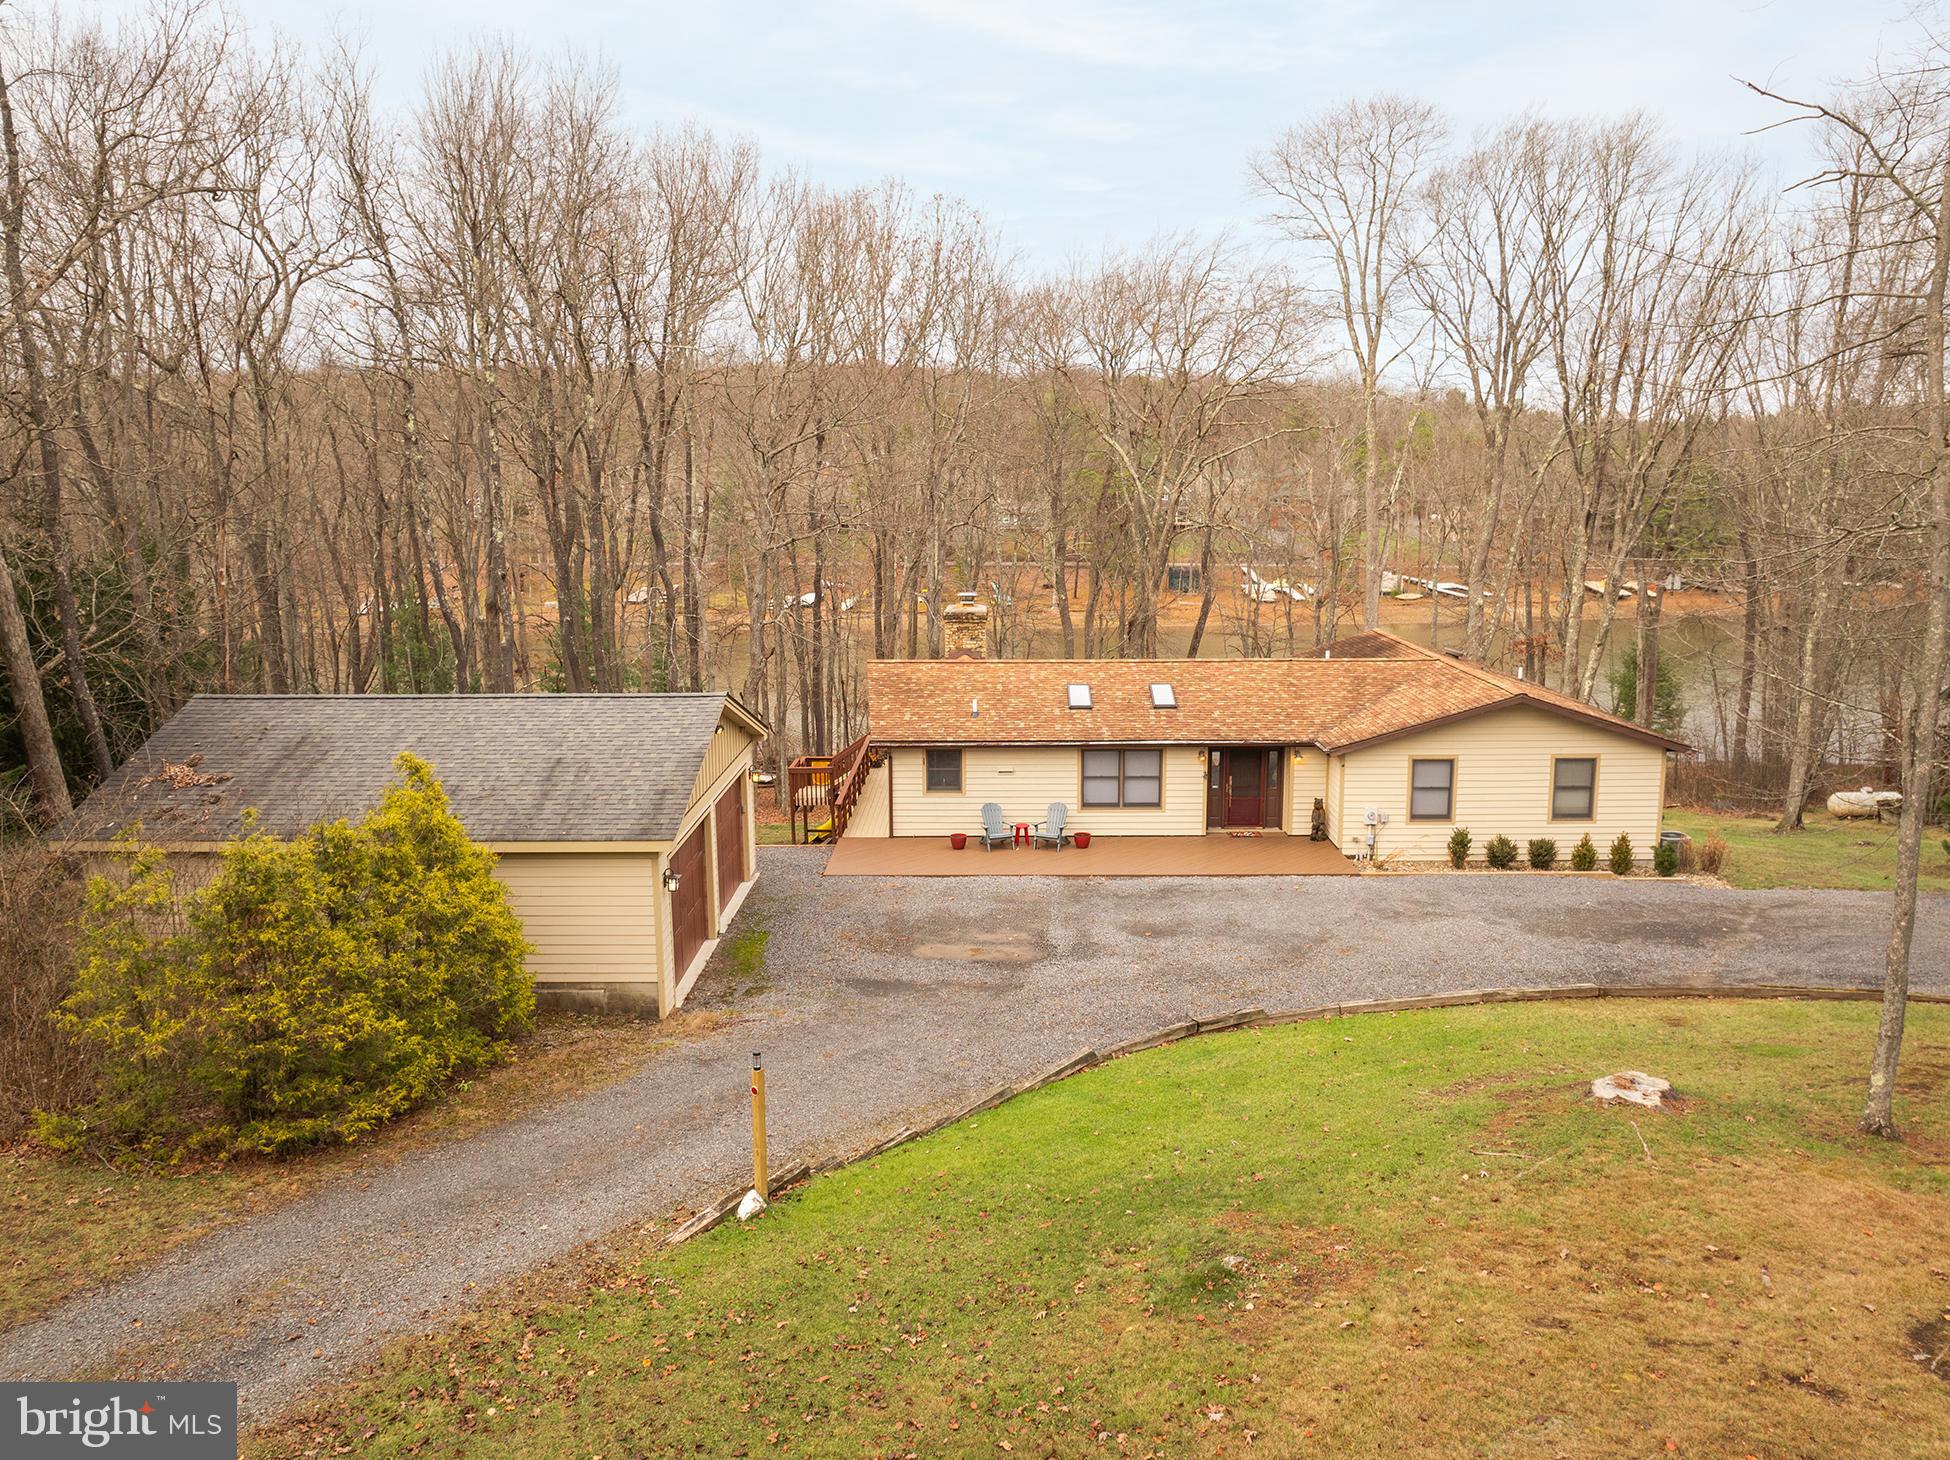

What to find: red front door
left=1223, top=750, right=1264, bottom=827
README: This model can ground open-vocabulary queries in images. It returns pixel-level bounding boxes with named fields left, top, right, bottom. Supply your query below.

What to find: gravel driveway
left=5, top=848, right=1946, bottom=1419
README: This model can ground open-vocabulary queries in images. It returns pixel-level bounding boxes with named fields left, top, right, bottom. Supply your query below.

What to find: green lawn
left=258, top=999, right=1950, bottom=1459
left=1667, top=807, right=1950, bottom=891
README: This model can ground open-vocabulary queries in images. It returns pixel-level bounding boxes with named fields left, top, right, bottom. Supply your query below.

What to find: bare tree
left=1749, top=41, right=1950, bottom=1137
left=1254, top=95, right=1444, bottom=632
left=1411, top=120, right=1565, bottom=660
left=1043, top=236, right=1309, bottom=655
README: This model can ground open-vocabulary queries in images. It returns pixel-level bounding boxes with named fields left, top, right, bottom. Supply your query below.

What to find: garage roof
left=60, top=692, right=765, bottom=847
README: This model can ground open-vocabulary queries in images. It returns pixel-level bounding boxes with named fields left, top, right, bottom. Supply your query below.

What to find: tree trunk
left=1775, top=565, right=1833, bottom=832
left=0, top=66, right=112, bottom=777
left=1862, top=148, right=1950, bottom=1139
left=1361, top=385, right=1382, bottom=631
left=0, top=535, right=70, bottom=821
left=1185, top=521, right=1218, bottom=658
left=1733, top=534, right=1761, bottom=771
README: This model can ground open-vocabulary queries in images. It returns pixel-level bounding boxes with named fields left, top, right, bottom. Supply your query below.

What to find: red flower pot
left=949, top=832, right=968, bottom=850
left=1074, top=831, right=1092, bottom=849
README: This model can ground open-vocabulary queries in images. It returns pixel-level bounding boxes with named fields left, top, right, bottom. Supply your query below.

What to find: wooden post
left=750, top=1051, right=768, bottom=1201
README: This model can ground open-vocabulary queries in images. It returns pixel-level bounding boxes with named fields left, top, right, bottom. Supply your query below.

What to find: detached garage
left=60, top=692, right=766, bottom=1017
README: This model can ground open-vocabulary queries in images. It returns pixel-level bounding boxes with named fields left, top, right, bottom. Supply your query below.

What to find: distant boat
left=1399, top=574, right=1485, bottom=600
left=1239, top=566, right=1312, bottom=603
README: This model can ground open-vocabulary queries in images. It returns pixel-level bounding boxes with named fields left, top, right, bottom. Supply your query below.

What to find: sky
left=83, top=0, right=1913, bottom=266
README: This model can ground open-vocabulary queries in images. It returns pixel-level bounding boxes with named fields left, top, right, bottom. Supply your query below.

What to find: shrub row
left=1442, top=829, right=1680, bottom=877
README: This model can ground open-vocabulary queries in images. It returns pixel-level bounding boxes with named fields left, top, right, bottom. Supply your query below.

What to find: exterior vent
left=1150, top=683, right=1177, bottom=709
left=1067, top=683, right=1092, bottom=710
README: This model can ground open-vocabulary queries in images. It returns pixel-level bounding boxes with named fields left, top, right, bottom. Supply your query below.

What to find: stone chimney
left=942, top=591, right=990, bottom=659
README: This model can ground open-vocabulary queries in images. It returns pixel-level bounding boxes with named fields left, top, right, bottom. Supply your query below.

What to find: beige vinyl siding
left=848, top=761, right=892, bottom=836
left=1338, top=706, right=1667, bottom=861
left=1288, top=747, right=1327, bottom=837
left=1324, top=754, right=1344, bottom=846
left=494, top=852, right=658, bottom=980
left=689, top=721, right=759, bottom=805
left=888, top=745, right=1206, bottom=837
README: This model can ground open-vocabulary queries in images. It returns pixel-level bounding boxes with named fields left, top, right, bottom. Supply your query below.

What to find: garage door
left=714, top=779, right=746, bottom=913
left=669, top=822, right=710, bottom=979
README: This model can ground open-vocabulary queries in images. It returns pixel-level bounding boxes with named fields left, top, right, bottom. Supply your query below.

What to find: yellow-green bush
left=43, top=754, right=532, bottom=1158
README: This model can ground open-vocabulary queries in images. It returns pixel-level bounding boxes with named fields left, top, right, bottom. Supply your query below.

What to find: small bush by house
left=43, top=754, right=533, bottom=1158
left=1447, top=827, right=1472, bottom=869
left=1654, top=838, right=1680, bottom=877
left=1609, top=833, right=1635, bottom=876
left=1527, top=838, right=1557, bottom=871
left=1695, top=832, right=1730, bottom=877
left=1484, top=835, right=1518, bottom=870
left=1570, top=834, right=1597, bottom=871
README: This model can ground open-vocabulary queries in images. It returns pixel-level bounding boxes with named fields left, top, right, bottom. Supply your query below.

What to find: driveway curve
left=5, top=848, right=1946, bottom=1420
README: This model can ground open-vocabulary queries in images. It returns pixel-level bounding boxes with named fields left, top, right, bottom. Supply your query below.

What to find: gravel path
left=5, top=848, right=1946, bottom=1419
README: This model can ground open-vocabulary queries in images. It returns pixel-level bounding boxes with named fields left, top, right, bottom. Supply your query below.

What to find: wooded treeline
left=0, top=1, right=1943, bottom=854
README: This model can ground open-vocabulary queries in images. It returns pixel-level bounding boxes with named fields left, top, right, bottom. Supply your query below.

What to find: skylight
left=1067, top=683, right=1092, bottom=710
left=1150, top=683, right=1177, bottom=709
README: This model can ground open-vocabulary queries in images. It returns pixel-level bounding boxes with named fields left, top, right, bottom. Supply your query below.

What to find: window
left=1150, top=683, right=1177, bottom=709
left=1409, top=758, right=1454, bottom=821
left=1552, top=757, right=1596, bottom=820
left=1067, top=683, right=1093, bottom=710
left=925, top=748, right=962, bottom=793
left=1082, top=748, right=1163, bottom=807
left=1082, top=749, right=1121, bottom=806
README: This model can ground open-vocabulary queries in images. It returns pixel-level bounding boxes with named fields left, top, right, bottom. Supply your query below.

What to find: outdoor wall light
left=662, top=868, right=682, bottom=893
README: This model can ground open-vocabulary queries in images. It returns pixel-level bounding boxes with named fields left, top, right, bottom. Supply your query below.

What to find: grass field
left=1, top=1010, right=709, bottom=1328
left=1666, top=807, right=1950, bottom=892
left=258, top=998, right=1950, bottom=1459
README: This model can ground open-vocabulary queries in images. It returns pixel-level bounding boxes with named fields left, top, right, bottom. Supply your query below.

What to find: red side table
left=1013, top=821, right=1031, bottom=847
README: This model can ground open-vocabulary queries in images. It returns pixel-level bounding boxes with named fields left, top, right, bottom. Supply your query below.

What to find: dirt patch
left=1426, top=1071, right=1533, bottom=1101
left=1122, top=921, right=1190, bottom=941
left=1781, top=1370, right=1849, bottom=1404
left=909, top=931, right=1043, bottom=963
left=1896, top=1059, right=1950, bottom=1097
left=1908, top=1316, right=1950, bottom=1386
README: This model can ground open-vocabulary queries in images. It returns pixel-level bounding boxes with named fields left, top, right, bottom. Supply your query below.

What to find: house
left=58, top=692, right=766, bottom=1015
left=843, top=630, right=1686, bottom=865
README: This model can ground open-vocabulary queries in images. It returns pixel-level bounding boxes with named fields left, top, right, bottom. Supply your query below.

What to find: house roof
left=865, top=633, right=1689, bottom=753
left=59, top=692, right=765, bottom=848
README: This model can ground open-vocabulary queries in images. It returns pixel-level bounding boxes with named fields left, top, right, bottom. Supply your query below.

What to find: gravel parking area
left=5, top=847, right=1945, bottom=1419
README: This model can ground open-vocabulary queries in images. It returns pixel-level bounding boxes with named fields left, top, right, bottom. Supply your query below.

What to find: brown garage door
left=714, top=779, right=746, bottom=913
left=669, top=822, right=710, bottom=979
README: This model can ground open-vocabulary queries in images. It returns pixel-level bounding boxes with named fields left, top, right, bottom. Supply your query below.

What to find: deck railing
left=784, top=732, right=874, bottom=843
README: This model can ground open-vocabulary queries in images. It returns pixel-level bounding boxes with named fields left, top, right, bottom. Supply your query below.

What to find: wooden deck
left=822, top=833, right=1359, bottom=877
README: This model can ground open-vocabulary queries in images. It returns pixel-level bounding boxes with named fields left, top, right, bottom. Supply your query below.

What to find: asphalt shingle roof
left=866, top=633, right=1689, bottom=753
left=62, top=693, right=752, bottom=846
